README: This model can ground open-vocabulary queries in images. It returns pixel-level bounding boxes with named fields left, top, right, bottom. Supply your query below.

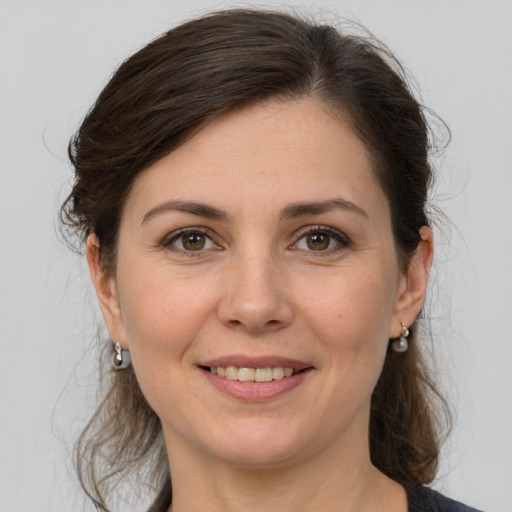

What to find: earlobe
left=390, top=226, right=434, bottom=338
left=86, top=233, right=126, bottom=345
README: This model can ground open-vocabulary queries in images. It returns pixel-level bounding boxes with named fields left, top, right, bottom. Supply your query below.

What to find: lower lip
left=202, top=368, right=312, bottom=402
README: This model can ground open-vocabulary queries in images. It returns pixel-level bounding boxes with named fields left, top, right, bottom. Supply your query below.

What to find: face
left=89, top=98, right=430, bottom=469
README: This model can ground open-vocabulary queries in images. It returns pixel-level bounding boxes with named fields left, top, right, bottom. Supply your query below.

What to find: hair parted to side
left=60, top=9, right=450, bottom=511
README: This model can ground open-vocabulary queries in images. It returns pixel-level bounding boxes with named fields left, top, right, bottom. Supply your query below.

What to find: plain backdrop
left=1, top=1, right=511, bottom=511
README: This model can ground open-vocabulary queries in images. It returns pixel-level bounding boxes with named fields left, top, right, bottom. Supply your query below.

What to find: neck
left=164, top=433, right=406, bottom=512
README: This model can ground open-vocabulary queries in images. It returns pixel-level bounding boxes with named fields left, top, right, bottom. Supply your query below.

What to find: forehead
left=124, top=98, right=389, bottom=223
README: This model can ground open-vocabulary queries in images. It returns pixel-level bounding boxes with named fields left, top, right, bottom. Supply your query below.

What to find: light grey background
left=1, top=1, right=511, bottom=511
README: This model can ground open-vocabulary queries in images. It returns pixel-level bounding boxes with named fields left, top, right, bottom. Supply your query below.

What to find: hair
left=60, top=8, right=450, bottom=511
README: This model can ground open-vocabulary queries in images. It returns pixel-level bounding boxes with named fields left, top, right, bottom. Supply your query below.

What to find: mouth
left=198, top=357, right=314, bottom=400
left=198, top=357, right=314, bottom=402
left=200, top=365, right=306, bottom=382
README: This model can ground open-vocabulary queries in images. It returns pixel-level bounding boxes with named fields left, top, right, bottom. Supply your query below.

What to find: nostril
left=217, top=291, right=293, bottom=333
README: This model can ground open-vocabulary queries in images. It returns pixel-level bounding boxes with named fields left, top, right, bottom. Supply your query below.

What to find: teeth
left=255, top=367, right=273, bottom=382
left=272, top=367, right=284, bottom=379
left=238, top=368, right=255, bottom=382
left=209, top=365, right=298, bottom=382
left=225, top=366, right=238, bottom=380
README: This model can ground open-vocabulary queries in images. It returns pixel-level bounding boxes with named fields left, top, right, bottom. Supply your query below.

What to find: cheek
left=115, top=270, right=213, bottom=418
left=296, top=267, right=397, bottom=390
left=117, top=263, right=218, bottom=367
left=298, top=268, right=397, bottom=343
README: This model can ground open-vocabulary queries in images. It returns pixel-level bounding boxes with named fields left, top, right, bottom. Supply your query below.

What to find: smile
left=208, top=366, right=298, bottom=382
left=200, top=359, right=313, bottom=401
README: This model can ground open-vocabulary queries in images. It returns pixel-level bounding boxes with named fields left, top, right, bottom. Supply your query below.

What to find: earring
left=111, top=340, right=131, bottom=370
left=391, top=322, right=409, bottom=353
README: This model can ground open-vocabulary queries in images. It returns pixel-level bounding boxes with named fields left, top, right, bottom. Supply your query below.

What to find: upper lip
left=200, top=355, right=313, bottom=371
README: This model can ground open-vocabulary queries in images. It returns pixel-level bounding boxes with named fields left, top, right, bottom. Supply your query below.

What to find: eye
left=301, top=233, right=332, bottom=251
left=166, top=229, right=218, bottom=252
left=293, top=227, right=349, bottom=253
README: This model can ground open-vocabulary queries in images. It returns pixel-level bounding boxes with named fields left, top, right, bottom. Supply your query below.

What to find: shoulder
left=406, top=484, right=484, bottom=512
left=147, top=479, right=172, bottom=512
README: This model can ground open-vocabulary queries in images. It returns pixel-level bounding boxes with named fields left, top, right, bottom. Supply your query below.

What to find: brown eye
left=306, top=233, right=330, bottom=250
left=168, top=230, right=217, bottom=252
left=294, top=227, right=349, bottom=253
left=182, top=233, right=206, bottom=250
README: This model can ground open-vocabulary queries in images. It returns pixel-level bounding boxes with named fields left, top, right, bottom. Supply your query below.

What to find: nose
left=217, top=250, right=293, bottom=334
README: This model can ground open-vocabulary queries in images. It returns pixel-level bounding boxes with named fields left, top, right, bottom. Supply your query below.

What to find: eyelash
left=163, top=227, right=221, bottom=257
left=291, top=225, right=350, bottom=255
left=162, top=225, right=350, bottom=256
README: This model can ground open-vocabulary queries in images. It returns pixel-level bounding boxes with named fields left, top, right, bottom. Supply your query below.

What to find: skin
left=88, top=98, right=433, bottom=512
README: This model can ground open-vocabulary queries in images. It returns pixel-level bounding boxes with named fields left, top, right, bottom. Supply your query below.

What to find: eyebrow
left=279, top=198, right=368, bottom=220
left=141, top=197, right=368, bottom=225
left=141, top=200, right=228, bottom=225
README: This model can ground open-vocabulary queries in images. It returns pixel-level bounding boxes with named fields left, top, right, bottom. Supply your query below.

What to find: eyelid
left=160, top=224, right=349, bottom=256
left=162, top=226, right=221, bottom=253
left=291, top=225, right=350, bottom=252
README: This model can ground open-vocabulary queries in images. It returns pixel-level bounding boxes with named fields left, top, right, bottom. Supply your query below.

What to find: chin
left=213, top=442, right=303, bottom=469
left=199, top=418, right=319, bottom=469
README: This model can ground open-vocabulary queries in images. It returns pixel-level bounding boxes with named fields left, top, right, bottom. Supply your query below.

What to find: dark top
left=148, top=480, right=483, bottom=512
left=406, top=484, right=482, bottom=512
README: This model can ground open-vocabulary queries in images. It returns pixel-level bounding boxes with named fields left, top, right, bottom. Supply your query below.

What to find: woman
left=60, top=9, right=481, bottom=512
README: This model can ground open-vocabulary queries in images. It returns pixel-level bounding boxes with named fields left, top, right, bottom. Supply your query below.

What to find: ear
left=389, top=226, right=434, bottom=338
left=86, top=233, right=127, bottom=347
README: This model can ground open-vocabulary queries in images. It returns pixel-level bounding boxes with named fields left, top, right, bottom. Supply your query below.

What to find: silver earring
left=391, top=322, right=409, bottom=353
left=112, top=340, right=131, bottom=370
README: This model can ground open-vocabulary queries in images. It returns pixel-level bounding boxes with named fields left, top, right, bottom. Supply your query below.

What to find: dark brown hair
left=61, top=9, right=449, bottom=511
